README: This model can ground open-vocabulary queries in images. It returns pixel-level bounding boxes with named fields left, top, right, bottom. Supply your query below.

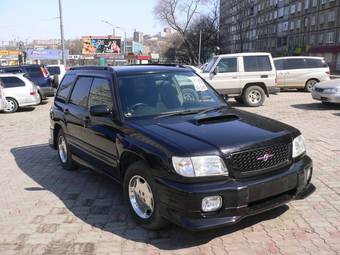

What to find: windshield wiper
left=154, top=109, right=202, bottom=119
left=198, top=105, right=228, bottom=115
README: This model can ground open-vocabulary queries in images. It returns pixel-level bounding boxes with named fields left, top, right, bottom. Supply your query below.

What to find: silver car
left=312, top=79, right=340, bottom=104
left=0, top=83, right=5, bottom=111
left=0, top=73, right=40, bottom=113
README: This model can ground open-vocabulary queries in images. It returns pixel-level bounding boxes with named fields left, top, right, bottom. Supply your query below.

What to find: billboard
left=82, top=36, right=121, bottom=55
left=27, top=49, right=68, bottom=60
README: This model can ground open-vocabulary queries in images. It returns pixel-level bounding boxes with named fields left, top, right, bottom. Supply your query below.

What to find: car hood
left=315, top=79, right=340, bottom=89
left=129, top=108, right=299, bottom=156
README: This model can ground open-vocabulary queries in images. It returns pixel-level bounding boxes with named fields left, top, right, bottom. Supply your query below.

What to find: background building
left=220, top=0, right=340, bottom=71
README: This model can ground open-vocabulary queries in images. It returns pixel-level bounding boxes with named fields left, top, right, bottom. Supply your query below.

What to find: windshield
left=203, top=57, right=218, bottom=73
left=118, top=71, right=226, bottom=118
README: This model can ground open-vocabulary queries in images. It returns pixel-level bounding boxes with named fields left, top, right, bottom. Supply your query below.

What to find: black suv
left=49, top=65, right=313, bottom=231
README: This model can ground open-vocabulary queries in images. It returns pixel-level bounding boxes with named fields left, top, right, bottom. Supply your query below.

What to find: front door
left=208, top=57, right=240, bottom=95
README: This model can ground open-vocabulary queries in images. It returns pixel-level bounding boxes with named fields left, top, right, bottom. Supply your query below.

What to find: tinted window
left=47, top=66, right=61, bottom=75
left=88, top=78, right=113, bottom=109
left=274, top=59, right=285, bottom=70
left=24, top=66, right=44, bottom=78
left=56, top=74, right=76, bottom=100
left=0, top=77, right=25, bottom=88
left=244, top=56, right=272, bottom=71
left=217, top=58, right=237, bottom=73
left=286, top=59, right=306, bottom=69
left=305, top=58, right=328, bottom=68
left=69, top=77, right=93, bottom=108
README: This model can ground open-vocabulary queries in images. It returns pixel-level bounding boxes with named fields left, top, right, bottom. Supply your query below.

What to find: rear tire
left=56, top=129, right=77, bottom=171
left=305, top=79, right=318, bottom=92
left=124, top=161, right=168, bottom=230
left=3, top=98, right=18, bottom=113
left=242, top=86, right=265, bottom=107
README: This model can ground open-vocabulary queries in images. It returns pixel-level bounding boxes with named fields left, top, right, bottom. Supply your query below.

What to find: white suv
left=274, top=56, right=331, bottom=92
left=201, top=53, right=277, bottom=107
left=0, top=73, right=41, bottom=113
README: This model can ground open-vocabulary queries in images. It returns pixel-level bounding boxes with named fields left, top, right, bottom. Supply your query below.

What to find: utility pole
left=58, top=0, right=66, bottom=66
left=198, top=30, right=202, bottom=65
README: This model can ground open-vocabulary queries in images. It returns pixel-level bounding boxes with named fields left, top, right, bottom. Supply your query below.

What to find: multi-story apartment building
left=220, top=0, right=340, bottom=71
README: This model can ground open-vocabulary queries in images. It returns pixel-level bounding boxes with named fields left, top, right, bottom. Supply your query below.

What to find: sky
left=0, top=0, right=164, bottom=42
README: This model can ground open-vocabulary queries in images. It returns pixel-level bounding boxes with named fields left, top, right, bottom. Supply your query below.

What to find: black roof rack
left=127, top=63, right=187, bottom=68
left=69, top=66, right=113, bottom=71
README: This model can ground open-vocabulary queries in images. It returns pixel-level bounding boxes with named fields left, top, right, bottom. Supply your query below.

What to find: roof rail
left=127, top=63, right=187, bottom=68
left=69, top=66, right=113, bottom=71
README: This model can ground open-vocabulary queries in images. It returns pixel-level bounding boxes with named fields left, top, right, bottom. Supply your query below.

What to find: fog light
left=202, top=196, right=222, bottom=212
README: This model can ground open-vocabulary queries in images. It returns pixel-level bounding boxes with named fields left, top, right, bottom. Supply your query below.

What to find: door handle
left=232, top=76, right=237, bottom=79
left=83, top=116, right=91, bottom=128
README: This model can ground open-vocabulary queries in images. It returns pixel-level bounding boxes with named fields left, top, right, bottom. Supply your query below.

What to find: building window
left=290, top=21, right=295, bottom=30
left=312, top=0, right=317, bottom=6
left=311, top=16, right=316, bottom=26
left=290, top=4, right=296, bottom=14
left=328, top=10, right=336, bottom=22
left=304, top=17, right=309, bottom=27
left=274, top=10, right=278, bottom=19
left=319, top=14, right=325, bottom=24
left=310, top=34, right=316, bottom=44
left=297, top=2, right=302, bottom=11
left=304, top=0, right=309, bottom=9
left=278, top=8, right=284, bottom=17
left=319, top=33, right=324, bottom=44
left=296, top=19, right=301, bottom=29
left=326, top=31, right=335, bottom=44
left=321, top=0, right=327, bottom=4
left=283, top=21, right=289, bottom=31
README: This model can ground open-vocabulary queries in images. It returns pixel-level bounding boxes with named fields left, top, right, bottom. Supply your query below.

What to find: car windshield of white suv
left=118, top=72, right=226, bottom=118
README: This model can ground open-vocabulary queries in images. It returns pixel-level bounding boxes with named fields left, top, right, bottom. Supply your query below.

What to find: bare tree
left=154, top=0, right=205, bottom=63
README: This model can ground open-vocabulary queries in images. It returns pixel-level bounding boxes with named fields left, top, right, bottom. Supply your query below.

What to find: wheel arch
left=242, top=83, right=269, bottom=97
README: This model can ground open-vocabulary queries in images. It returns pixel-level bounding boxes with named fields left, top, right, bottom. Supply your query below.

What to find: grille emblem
left=257, top=153, right=274, bottom=162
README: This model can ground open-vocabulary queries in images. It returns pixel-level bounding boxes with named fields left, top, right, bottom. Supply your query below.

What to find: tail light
left=30, top=88, right=37, bottom=96
left=40, top=66, right=49, bottom=78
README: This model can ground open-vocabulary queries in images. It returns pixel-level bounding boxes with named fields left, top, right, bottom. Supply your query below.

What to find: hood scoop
left=194, top=114, right=239, bottom=125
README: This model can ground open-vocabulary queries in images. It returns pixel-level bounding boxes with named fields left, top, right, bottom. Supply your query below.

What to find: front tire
left=3, top=98, right=18, bottom=113
left=124, top=161, right=168, bottom=230
left=57, top=129, right=77, bottom=171
left=305, top=79, right=318, bottom=92
left=242, top=86, right=265, bottom=107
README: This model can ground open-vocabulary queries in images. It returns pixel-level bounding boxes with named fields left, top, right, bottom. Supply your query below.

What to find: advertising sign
left=27, top=49, right=68, bottom=60
left=82, top=36, right=121, bottom=55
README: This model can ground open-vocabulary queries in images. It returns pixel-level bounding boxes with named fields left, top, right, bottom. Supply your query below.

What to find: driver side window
left=217, top=58, right=238, bottom=73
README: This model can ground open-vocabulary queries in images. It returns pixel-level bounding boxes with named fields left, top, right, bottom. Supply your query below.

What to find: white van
left=0, top=73, right=40, bottom=113
left=0, top=82, right=5, bottom=112
left=201, top=53, right=277, bottom=107
left=273, top=56, right=330, bottom=92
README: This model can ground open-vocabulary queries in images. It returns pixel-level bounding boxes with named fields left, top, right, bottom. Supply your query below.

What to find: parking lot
left=0, top=92, right=340, bottom=255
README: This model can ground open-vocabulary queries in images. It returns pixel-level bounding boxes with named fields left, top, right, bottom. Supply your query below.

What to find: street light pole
left=58, top=0, right=66, bottom=66
left=198, top=30, right=202, bottom=65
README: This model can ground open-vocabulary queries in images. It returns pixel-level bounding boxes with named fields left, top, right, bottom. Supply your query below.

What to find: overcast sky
left=0, top=0, right=164, bottom=42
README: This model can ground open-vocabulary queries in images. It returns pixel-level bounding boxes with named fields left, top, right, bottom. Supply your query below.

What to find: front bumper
left=40, top=87, right=56, bottom=97
left=156, top=155, right=312, bottom=231
left=312, top=91, right=340, bottom=103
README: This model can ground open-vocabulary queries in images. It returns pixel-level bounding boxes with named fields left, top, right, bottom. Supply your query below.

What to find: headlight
left=292, top=135, right=306, bottom=158
left=323, top=88, right=340, bottom=94
left=172, top=156, right=228, bottom=177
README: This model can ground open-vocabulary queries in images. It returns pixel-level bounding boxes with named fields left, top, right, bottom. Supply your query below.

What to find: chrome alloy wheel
left=58, top=135, right=68, bottom=164
left=306, top=80, right=317, bottom=92
left=4, top=99, right=16, bottom=113
left=248, top=90, right=262, bottom=104
left=128, top=175, right=154, bottom=219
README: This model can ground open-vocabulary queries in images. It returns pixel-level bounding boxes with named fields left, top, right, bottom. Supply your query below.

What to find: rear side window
left=285, top=59, right=306, bottom=69
left=69, top=77, right=93, bottom=108
left=0, top=77, right=25, bottom=88
left=56, top=74, right=76, bottom=100
left=217, top=58, right=238, bottom=73
left=304, top=58, right=328, bottom=68
left=47, top=66, right=61, bottom=75
left=244, top=56, right=272, bottom=72
left=274, top=60, right=285, bottom=70
left=88, top=78, right=113, bottom=109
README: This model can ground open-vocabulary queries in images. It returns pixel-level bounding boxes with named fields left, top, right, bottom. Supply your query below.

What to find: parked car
left=0, top=73, right=41, bottom=113
left=183, top=65, right=202, bottom=73
left=0, top=64, right=55, bottom=97
left=201, top=53, right=277, bottom=107
left=49, top=65, right=312, bottom=231
left=0, top=81, right=5, bottom=112
left=47, top=64, right=66, bottom=85
left=273, top=56, right=330, bottom=92
left=312, top=79, right=340, bottom=104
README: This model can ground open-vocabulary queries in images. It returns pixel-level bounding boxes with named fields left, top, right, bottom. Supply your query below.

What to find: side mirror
left=90, top=105, right=111, bottom=117
left=213, top=66, right=220, bottom=75
left=52, top=74, right=59, bottom=88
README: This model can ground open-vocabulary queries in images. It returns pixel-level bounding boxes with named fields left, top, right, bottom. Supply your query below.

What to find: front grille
left=231, top=143, right=291, bottom=177
left=315, top=88, right=324, bottom=92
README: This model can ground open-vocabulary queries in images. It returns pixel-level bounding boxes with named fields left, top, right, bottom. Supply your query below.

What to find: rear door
left=274, top=59, right=286, bottom=87
left=0, top=76, right=27, bottom=104
left=208, top=57, right=240, bottom=94
left=82, top=77, right=119, bottom=178
left=284, top=58, right=305, bottom=88
left=64, top=76, right=93, bottom=154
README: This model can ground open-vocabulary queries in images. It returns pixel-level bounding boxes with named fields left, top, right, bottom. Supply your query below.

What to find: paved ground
left=0, top=92, right=340, bottom=255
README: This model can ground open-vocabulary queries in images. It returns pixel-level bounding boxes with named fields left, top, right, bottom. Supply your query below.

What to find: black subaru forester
left=49, top=65, right=313, bottom=231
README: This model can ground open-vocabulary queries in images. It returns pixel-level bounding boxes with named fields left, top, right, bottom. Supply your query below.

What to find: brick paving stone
left=0, top=94, right=340, bottom=254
